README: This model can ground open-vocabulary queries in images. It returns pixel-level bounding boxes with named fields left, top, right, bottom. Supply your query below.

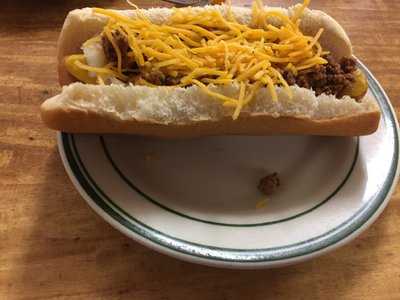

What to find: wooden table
left=1, top=1, right=399, bottom=299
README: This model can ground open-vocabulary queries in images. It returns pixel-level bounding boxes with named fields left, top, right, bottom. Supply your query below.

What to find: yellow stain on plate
left=256, top=198, right=268, bottom=209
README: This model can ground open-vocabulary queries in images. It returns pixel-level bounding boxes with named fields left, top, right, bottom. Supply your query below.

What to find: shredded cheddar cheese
left=65, top=0, right=328, bottom=119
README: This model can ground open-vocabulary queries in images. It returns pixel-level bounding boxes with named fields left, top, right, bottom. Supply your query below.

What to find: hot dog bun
left=41, top=4, right=380, bottom=137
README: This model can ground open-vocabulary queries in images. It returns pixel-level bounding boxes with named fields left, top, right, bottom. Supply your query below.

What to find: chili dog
left=41, top=0, right=380, bottom=137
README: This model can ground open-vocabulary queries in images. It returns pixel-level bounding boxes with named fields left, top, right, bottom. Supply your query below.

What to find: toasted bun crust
left=41, top=83, right=380, bottom=137
left=42, top=106, right=380, bottom=138
left=41, top=4, right=380, bottom=137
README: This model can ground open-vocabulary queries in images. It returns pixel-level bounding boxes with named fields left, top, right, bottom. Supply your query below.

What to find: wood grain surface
left=1, top=1, right=399, bottom=299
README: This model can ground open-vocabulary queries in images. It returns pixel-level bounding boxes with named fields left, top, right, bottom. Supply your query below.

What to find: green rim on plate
left=59, top=59, right=399, bottom=263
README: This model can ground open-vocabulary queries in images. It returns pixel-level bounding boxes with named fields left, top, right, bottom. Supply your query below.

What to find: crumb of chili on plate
left=258, top=172, right=280, bottom=195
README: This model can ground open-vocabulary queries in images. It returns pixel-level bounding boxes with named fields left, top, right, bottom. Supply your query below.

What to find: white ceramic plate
left=58, top=60, right=399, bottom=268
